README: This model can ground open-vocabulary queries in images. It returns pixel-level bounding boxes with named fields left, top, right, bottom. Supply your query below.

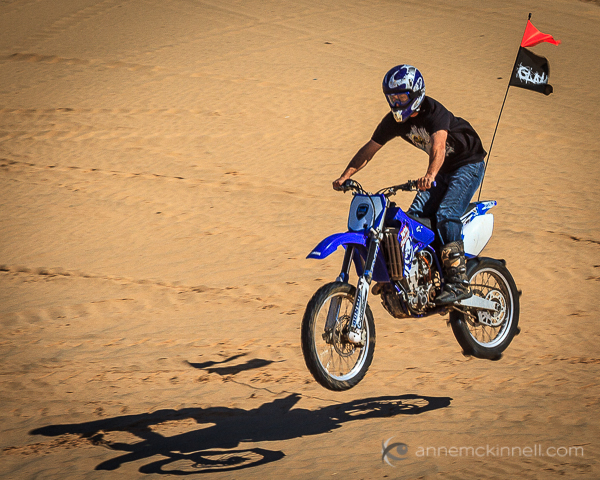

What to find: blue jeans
left=407, top=161, right=485, bottom=245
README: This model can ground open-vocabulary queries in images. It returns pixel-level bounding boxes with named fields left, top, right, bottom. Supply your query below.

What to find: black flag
left=509, top=46, right=553, bottom=95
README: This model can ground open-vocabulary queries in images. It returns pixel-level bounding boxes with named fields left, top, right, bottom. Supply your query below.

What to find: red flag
left=521, top=20, right=561, bottom=47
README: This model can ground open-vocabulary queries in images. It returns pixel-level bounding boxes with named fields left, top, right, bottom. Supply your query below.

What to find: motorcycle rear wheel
left=450, top=258, right=520, bottom=359
left=301, top=282, right=375, bottom=391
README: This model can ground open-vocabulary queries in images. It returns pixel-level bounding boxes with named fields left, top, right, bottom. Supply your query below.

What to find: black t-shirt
left=371, top=96, right=486, bottom=174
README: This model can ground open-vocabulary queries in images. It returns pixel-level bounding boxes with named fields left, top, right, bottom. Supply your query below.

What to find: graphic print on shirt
left=405, top=125, right=455, bottom=157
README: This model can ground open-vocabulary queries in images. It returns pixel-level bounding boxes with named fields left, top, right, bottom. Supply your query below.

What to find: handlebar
left=340, top=179, right=364, bottom=193
left=341, top=179, right=433, bottom=197
left=379, top=181, right=419, bottom=196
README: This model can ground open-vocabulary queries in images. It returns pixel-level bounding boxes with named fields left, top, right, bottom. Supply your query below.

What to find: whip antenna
left=477, top=13, right=532, bottom=201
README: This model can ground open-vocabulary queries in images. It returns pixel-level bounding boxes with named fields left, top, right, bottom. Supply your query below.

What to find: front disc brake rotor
left=331, top=315, right=356, bottom=356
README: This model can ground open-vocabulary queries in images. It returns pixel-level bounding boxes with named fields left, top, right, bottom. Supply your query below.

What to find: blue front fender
left=307, top=232, right=367, bottom=260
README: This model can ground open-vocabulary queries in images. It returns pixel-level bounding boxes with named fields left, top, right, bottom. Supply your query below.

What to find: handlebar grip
left=410, top=180, right=436, bottom=190
left=341, top=179, right=362, bottom=193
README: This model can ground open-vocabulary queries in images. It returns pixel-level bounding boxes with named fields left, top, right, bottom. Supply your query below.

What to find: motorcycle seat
left=407, top=203, right=481, bottom=231
left=406, top=213, right=433, bottom=230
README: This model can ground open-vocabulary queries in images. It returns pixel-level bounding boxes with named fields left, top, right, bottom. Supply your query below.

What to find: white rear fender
left=463, top=214, right=494, bottom=257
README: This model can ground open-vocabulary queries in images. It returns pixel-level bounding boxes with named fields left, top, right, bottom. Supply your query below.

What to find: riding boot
left=435, top=240, right=472, bottom=305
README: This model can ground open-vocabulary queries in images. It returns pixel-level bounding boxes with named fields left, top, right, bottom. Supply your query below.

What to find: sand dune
left=1, top=0, right=599, bottom=478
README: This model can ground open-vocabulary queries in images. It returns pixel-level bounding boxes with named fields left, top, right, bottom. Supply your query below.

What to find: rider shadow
left=186, top=353, right=248, bottom=370
left=30, top=393, right=452, bottom=475
left=186, top=356, right=277, bottom=376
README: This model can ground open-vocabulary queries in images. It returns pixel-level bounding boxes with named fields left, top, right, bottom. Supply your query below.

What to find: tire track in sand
left=0, top=158, right=313, bottom=200
left=0, top=49, right=325, bottom=96
left=0, top=265, right=297, bottom=316
left=0, top=263, right=214, bottom=295
left=0, top=52, right=165, bottom=74
left=10, top=0, right=122, bottom=51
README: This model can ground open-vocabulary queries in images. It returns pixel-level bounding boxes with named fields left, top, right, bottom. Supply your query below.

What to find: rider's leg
left=407, top=178, right=446, bottom=218
left=434, top=161, right=485, bottom=305
left=435, top=239, right=471, bottom=304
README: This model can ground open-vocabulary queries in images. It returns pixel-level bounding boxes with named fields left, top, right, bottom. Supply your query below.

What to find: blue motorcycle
left=301, top=179, right=520, bottom=391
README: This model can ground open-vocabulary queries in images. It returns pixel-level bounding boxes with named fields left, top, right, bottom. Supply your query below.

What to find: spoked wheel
left=450, top=258, right=520, bottom=359
left=301, top=282, right=375, bottom=391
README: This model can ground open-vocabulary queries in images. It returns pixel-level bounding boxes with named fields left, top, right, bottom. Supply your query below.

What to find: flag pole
left=477, top=13, right=531, bottom=201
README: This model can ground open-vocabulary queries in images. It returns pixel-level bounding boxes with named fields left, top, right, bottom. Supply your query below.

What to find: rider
left=332, top=64, right=486, bottom=305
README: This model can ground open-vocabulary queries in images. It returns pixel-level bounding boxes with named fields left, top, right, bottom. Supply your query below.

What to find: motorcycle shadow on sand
left=30, top=392, right=451, bottom=475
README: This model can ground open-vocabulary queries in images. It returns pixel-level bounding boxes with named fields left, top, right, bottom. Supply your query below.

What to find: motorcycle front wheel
left=301, top=282, right=375, bottom=391
left=450, top=258, right=520, bottom=359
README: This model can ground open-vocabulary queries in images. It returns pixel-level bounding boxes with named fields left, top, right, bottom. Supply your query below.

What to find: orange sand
left=1, top=0, right=598, bottom=478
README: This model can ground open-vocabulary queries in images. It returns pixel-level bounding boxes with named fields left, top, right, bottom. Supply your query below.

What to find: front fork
left=348, top=228, right=382, bottom=344
left=324, top=245, right=355, bottom=335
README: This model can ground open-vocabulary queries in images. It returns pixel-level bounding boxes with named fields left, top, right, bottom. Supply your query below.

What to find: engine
left=379, top=227, right=440, bottom=317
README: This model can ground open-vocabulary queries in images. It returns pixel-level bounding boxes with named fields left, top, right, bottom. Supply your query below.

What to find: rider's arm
left=417, top=129, right=447, bottom=191
left=333, top=140, right=382, bottom=190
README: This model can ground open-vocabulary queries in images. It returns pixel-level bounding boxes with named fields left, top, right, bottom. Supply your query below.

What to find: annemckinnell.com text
left=415, top=444, right=584, bottom=458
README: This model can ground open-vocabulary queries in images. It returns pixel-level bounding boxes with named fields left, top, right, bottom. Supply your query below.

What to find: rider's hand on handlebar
left=417, top=174, right=436, bottom=191
left=332, top=176, right=348, bottom=191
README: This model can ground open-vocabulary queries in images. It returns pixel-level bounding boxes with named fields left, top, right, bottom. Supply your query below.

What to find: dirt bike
left=301, top=179, right=520, bottom=391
